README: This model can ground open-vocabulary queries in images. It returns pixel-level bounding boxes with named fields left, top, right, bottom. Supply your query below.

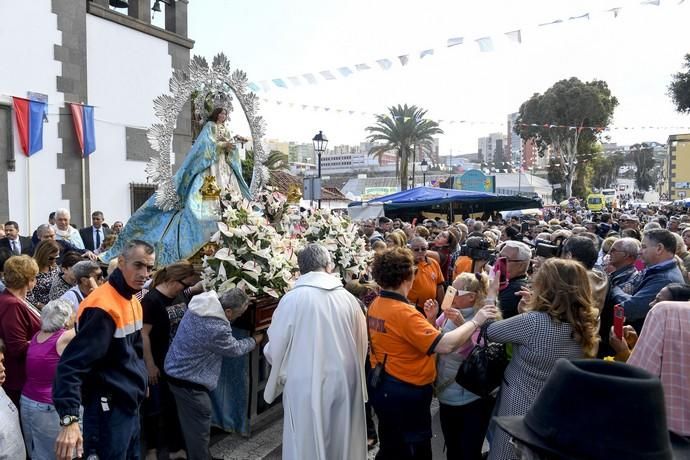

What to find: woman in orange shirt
left=367, top=248, right=497, bottom=460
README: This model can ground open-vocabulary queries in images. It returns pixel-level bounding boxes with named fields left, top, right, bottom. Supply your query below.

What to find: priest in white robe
left=264, top=243, right=368, bottom=460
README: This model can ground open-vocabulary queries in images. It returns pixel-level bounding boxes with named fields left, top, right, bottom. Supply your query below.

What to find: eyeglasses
left=411, top=247, right=427, bottom=252
left=455, top=290, right=473, bottom=296
left=48, top=255, right=60, bottom=261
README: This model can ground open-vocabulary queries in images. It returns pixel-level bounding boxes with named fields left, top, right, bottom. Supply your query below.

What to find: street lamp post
left=312, top=130, right=328, bottom=209
left=420, top=158, right=428, bottom=187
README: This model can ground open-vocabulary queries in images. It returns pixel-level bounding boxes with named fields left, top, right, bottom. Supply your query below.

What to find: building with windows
left=0, top=0, right=193, bottom=230
left=477, top=132, right=506, bottom=164
left=666, top=134, right=690, bottom=200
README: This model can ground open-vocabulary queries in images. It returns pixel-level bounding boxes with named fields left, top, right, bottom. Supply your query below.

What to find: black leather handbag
left=454, top=321, right=508, bottom=398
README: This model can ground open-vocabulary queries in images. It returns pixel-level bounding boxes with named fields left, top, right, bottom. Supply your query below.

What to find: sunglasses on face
left=411, top=247, right=427, bottom=252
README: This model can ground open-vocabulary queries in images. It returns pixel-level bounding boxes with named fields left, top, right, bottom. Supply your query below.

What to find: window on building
left=130, top=183, right=156, bottom=214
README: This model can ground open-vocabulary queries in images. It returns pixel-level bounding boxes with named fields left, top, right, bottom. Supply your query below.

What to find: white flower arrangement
left=204, top=189, right=372, bottom=298
left=303, top=209, right=372, bottom=282
left=203, top=189, right=301, bottom=298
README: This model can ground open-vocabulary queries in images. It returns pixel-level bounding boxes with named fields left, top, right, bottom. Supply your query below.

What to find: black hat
left=494, top=359, right=674, bottom=460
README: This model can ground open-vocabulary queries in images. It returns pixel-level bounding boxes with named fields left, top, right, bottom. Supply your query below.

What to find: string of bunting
left=260, top=96, right=690, bottom=132
left=247, top=0, right=683, bottom=92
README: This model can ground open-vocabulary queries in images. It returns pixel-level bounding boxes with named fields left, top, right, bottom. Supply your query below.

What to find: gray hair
left=644, top=222, right=662, bottom=232
left=36, top=223, right=53, bottom=238
left=55, top=208, right=71, bottom=219
left=408, top=236, right=428, bottom=248
left=502, top=240, right=532, bottom=261
left=72, top=260, right=100, bottom=280
left=218, top=288, right=250, bottom=311
left=297, top=243, right=332, bottom=274
left=121, top=239, right=155, bottom=259
left=40, top=299, right=74, bottom=332
left=614, top=237, right=641, bottom=258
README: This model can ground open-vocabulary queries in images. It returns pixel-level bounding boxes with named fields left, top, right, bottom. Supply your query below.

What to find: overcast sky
left=187, top=0, right=690, bottom=154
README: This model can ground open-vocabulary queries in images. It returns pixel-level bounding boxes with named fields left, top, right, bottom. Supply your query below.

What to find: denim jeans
left=20, top=394, right=60, bottom=460
left=370, top=374, right=433, bottom=460
left=82, top=397, right=141, bottom=460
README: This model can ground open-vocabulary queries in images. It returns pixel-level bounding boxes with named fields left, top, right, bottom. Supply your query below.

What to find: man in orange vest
left=53, top=240, right=155, bottom=460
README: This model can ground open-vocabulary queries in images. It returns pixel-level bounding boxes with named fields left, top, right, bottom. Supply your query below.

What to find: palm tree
left=242, top=149, right=289, bottom=184
left=366, top=104, right=443, bottom=190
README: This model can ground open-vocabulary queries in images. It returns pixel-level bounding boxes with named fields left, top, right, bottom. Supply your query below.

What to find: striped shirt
left=628, top=301, right=690, bottom=436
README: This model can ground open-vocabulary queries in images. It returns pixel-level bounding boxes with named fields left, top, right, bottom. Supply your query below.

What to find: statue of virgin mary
left=100, top=106, right=251, bottom=266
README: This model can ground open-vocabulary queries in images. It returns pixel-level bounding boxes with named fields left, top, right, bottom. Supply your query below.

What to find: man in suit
left=0, top=221, right=33, bottom=255
left=79, top=211, right=111, bottom=252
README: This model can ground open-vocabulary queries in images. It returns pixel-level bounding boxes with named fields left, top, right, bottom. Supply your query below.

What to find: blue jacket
left=165, top=291, right=256, bottom=391
left=611, top=259, right=683, bottom=329
left=53, top=269, right=147, bottom=418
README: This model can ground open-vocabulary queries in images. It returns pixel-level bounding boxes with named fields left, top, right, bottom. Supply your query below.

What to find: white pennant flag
left=447, top=37, right=464, bottom=47
left=504, top=30, right=522, bottom=43
left=475, top=37, right=494, bottom=52
left=320, top=70, right=336, bottom=80
left=376, top=59, right=393, bottom=70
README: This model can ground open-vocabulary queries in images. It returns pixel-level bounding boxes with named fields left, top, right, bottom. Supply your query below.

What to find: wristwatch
left=60, top=415, right=80, bottom=427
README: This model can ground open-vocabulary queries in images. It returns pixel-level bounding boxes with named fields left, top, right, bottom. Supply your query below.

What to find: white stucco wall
left=86, top=14, right=173, bottom=224
left=0, top=0, right=66, bottom=232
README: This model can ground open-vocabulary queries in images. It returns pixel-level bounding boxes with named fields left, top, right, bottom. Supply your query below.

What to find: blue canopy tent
left=348, top=186, right=542, bottom=220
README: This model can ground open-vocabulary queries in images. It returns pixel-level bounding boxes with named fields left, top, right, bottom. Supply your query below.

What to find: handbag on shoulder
left=454, top=321, right=508, bottom=398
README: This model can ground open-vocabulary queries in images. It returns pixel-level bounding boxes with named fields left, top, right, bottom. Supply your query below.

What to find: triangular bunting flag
left=288, top=76, right=302, bottom=86
left=376, top=59, right=392, bottom=70
left=568, top=13, right=590, bottom=21
left=505, top=30, right=522, bottom=43
left=302, top=73, right=318, bottom=84
left=475, top=37, right=494, bottom=52
left=398, top=55, right=409, bottom=66
left=420, top=49, right=434, bottom=59
left=355, top=63, right=371, bottom=71
left=320, top=70, right=336, bottom=80
left=272, top=79, right=287, bottom=89
left=338, top=67, right=353, bottom=77
left=538, top=19, right=563, bottom=27
left=447, top=37, right=464, bottom=47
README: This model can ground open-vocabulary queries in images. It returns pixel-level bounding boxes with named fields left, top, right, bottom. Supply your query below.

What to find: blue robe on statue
left=101, top=121, right=251, bottom=266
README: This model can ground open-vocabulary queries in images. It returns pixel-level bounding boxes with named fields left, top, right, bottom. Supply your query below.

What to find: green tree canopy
left=629, top=143, right=657, bottom=192
left=669, top=54, right=690, bottom=114
left=515, top=77, right=618, bottom=198
left=366, top=104, right=443, bottom=191
left=242, top=149, right=289, bottom=185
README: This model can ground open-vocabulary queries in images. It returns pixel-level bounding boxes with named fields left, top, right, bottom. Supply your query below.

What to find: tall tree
left=629, top=143, right=657, bottom=192
left=514, top=78, right=618, bottom=197
left=669, top=53, right=690, bottom=114
left=366, top=104, right=443, bottom=190
left=241, top=149, right=289, bottom=185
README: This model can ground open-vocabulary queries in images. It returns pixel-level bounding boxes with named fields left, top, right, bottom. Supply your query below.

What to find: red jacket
left=0, top=290, right=41, bottom=394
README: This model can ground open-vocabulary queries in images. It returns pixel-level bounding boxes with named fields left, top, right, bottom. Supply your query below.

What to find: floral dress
left=27, top=267, right=61, bottom=307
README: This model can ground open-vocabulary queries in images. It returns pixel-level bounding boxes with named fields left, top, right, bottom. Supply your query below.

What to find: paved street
left=210, top=399, right=468, bottom=460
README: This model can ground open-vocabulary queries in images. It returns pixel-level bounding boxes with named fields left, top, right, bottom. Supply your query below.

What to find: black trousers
left=439, top=398, right=495, bottom=460
left=142, top=376, right=185, bottom=453
left=168, top=380, right=212, bottom=460
left=370, top=374, right=433, bottom=460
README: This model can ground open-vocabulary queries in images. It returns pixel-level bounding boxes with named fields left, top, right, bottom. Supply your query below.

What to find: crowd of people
left=0, top=202, right=689, bottom=459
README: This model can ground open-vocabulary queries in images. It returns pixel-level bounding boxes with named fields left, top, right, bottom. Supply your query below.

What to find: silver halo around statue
left=145, top=53, right=270, bottom=212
